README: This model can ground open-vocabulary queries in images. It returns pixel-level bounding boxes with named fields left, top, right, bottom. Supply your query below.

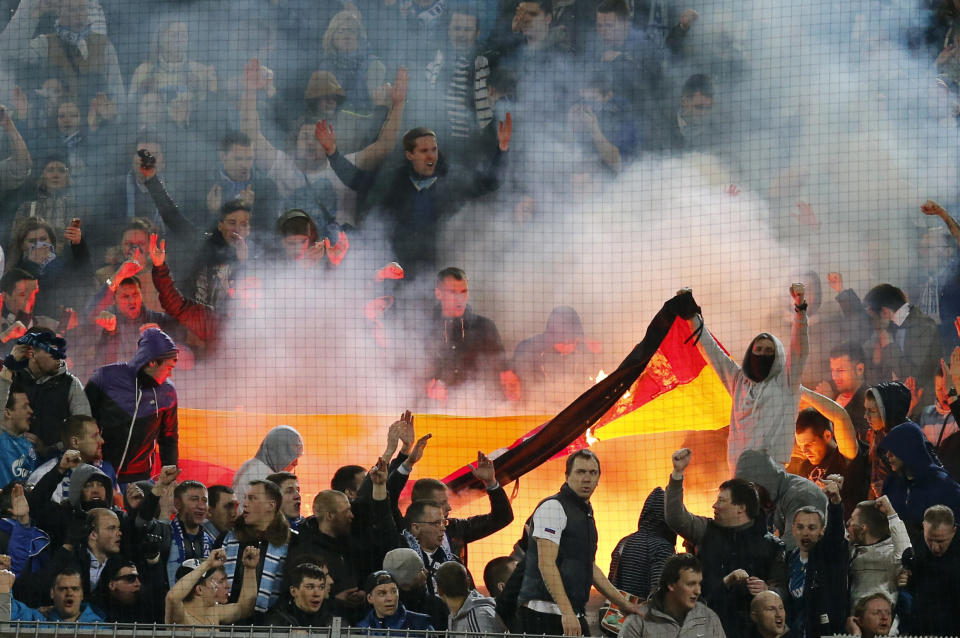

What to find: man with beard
left=685, top=285, right=809, bottom=472
left=28, top=457, right=117, bottom=552
left=93, top=559, right=165, bottom=623
left=0, top=565, right=105, bottom=623
left=290, top=459, right=395, bottom=623
left=846, top=496, right=911, bottom=609
left=27, top=416, right=115, bottom=504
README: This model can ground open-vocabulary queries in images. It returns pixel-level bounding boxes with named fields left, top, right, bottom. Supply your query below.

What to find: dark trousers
left=519, top=606, right=591, bottom=636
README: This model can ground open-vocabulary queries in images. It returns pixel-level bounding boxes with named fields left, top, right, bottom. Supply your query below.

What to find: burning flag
left=444, top=291, right=732, bottom=492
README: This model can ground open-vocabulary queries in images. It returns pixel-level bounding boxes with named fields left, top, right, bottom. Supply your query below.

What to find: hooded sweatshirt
left=865, top=382, right=912, bottom=497
left=67, top=464, right=113, bottom=508
left=448, top=589, right=506, bottom=634
left=698, top=315, right=808, bottom=472
left=878, top=422, right=960, bottom=527
left=232, top=425, right=304, bottom=508
left=85, top=328, right=179, bottom=482
left=735, top=450, right=827, bottom=551
left=608, top=487, right=676, bottom=598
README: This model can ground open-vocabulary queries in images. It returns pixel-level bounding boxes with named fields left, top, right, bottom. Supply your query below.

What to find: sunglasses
left=113, top=574, right=140, bottom=583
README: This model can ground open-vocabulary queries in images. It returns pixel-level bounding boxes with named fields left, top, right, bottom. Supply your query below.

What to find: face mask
left=745, top=353, right=775, bottom=382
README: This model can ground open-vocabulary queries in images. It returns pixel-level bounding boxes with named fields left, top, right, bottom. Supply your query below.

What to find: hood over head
left=866, top=382, right=912, bottom=432
left=735, top=449, right=786, bottom=501
left=68, top=463, right=113, bottom=508
left=878, top=421, right=940, bottom=478
left=255, top=425, right=305, bottom=472
left=741, top=332, right=785, bottom=383
left=128, top=327, right=178, bottom=372
left=543, top=306, right=584, bottom=344
left=636, top=487, right=675, bottom=543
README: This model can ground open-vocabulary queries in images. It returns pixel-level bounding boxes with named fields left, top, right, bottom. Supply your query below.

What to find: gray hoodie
left=734, top=449, right=827, bottom=551
left=448, top=589, right=506, bottom=635
left=232, top=425, right=304, bottom=508
left=699, top=314, right=808, bottom=472
left=67, top=464, right=113, bottom=507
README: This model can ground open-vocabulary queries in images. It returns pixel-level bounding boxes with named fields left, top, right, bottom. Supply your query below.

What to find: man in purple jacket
left=84, top=327, right=178, bottom=484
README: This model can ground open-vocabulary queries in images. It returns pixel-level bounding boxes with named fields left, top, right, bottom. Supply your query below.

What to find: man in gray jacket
left=618, top=554, right=725, bottom=638
left=436, top=560, right=507, bottom=633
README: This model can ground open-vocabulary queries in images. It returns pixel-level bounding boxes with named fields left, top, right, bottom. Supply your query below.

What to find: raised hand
left=326, top=231, right=349, bottom=266
left=470, top=451, right=497, bottom=487
left=827, top=272, right=843, bottom=293
left=241, top=546, right=260, bottom=568
left=790, top=282, right=806, bottom=307
left=96, top=311, right=117, bottom=333
left=369, top=457, right=388, bottom=485
left=206, top=183, right=223, bottom=213
left=148, top=233, right=166, bottom=267
left=64, top=218, right=82, bottom=245
left=921, top=199, right=948, bottom=217
left=672, top=448, right=692, bottom=476
left=497, top=112, right=513, bottom=151
left=315, top=120, right=337, bottom=156
left=58, top=449, right=82, bottom=472
left=207, top=548, right=227, bottom=569
left=391, top=67, right=408, bottom=106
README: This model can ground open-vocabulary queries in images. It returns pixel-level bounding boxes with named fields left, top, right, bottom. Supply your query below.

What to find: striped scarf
left=222, top=532, right=288, bottom=612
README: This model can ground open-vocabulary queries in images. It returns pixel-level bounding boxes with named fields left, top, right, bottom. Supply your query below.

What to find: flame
left=593, top=369, right=608, bottom=383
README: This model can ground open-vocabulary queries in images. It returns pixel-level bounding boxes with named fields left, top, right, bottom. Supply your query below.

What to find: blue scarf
left=401, top=529, right=454, bottom=596
left=222, top=532, right=288, bottom=612
left=171, top=517, right=213, bottom=567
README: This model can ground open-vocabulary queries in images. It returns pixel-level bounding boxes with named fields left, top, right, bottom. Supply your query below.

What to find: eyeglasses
left=416, top=519, right=448, bottom=528
left=113, top=574, right=140, bottom=583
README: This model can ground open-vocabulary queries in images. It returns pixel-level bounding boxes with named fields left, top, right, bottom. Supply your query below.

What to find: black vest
left=13, top=369, right=75, bottom=447
left=518, top=484, right=598, bottom=615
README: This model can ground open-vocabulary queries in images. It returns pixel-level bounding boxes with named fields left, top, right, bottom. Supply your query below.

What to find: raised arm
left=317, top=120, right=377, bottom=192
left=165, top=548, right=227, bottom=623
left=688, top=314, right=739, bottom=395
left=921, top=200, right=960, bottom=248
left=218, top=546, right=260, bottom=624
left=664, top=449, right=709, bottom=543
left=239, top=58, right=281, bottom=169
left=786, top=283, right=810, bottom=386
left=354, top=67, right=407, bottom=170
left=800, top=386, right=859, bottom=459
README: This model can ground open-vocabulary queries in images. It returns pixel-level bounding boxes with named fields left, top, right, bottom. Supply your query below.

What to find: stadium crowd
left=0, top=0, right=959, bottom=634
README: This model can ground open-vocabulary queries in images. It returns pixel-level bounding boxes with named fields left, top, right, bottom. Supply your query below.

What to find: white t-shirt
left=525, top=499, right=569, bottom=615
